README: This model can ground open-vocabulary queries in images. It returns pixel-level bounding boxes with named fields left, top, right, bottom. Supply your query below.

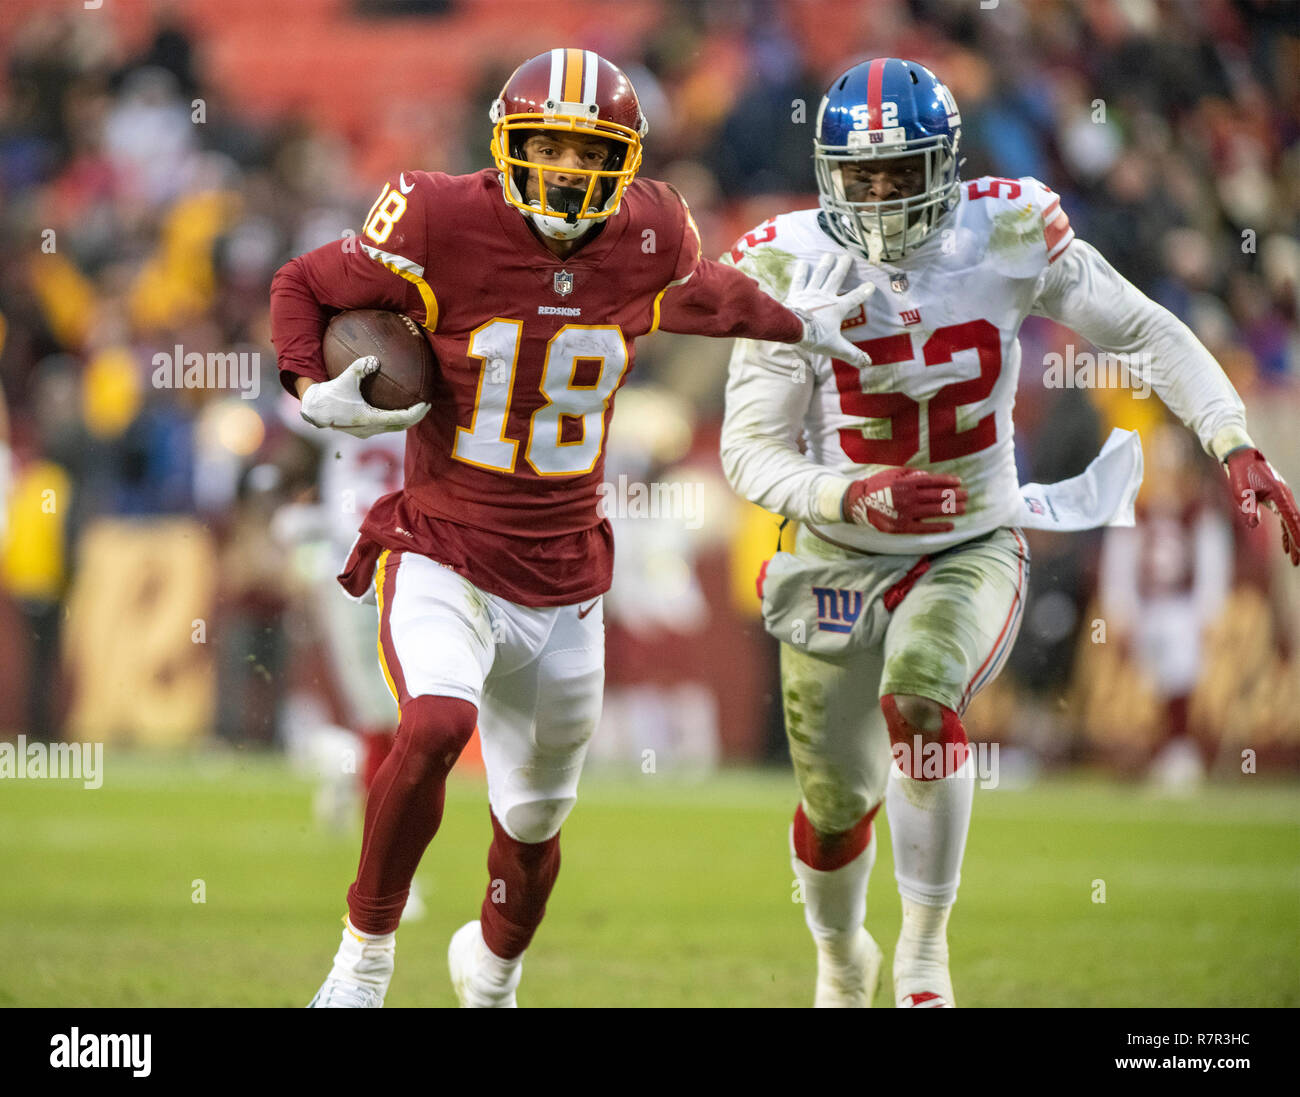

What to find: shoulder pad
left=962, top=175, right=1074, bottom=265
left=722, top=209, right=832, bottom=297
left=358, top=170, right=445, bottom=269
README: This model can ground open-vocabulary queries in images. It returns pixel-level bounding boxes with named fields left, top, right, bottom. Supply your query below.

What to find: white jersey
left=276, top=392, right=406, bottom=564
left=317, top=432, right=405, bottom=560
left=721, top=175, right=1254, bottom=556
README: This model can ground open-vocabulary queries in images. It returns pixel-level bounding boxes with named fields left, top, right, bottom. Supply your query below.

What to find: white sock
left=465, top=924, right=523, bottom=1003
left=329, top=918, right=395, bottom=990
left=896, top=896, right=952, bottom=969
left=344, top=918, right=393, bottom=942
left=885, top=753, right=975, bottom=907
left=479, top=938, right=523, bottom=983
left=790, top=828, right=877, bottom=945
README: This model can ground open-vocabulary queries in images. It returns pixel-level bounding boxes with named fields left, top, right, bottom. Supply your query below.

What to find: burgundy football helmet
left=490, top=49, right=649, bottom=239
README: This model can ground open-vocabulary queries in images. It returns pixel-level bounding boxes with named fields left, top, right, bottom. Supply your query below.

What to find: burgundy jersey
left=271, top=168, right=801, bottom=606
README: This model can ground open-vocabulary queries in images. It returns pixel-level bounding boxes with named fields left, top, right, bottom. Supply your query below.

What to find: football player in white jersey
left=720, top=57, right=1300, bottom=1008
left=274, top=399, right=419, bottom=907
left=311, top=428, right=410, bottom=805
left=275, top=395, right=409, bottom=777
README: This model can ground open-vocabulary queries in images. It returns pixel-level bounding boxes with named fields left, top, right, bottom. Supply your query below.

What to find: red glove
left=1225, top=447, right=1300, bottom=566
left=842, top=468, right=967, bottom=535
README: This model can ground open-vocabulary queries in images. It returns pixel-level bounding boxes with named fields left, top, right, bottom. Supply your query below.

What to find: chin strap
left=500, top=171, right=597, bottom=240
left=530, top=208, right=596, bottom=241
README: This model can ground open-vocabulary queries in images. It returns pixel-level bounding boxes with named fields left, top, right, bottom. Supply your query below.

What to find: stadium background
left=0, top=0, right=1297, bottom=1007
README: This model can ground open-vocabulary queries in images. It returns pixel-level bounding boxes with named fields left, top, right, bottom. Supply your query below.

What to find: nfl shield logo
left=890, top=272, right=909, bottom=293
left=554, top=269, right=574, bottom=296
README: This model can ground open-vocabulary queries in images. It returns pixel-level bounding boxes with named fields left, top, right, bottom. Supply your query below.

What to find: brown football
left=322, top=309, right=436, bottom=411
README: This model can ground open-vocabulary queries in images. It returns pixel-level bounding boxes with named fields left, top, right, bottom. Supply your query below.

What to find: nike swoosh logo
left=398, top=172, right=415, bottom=195
left=577, top=600, right=599, bottom=619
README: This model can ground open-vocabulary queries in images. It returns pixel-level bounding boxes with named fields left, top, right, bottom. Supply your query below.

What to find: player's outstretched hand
left=842, top=467, right=967, bottom=535
left=300, top=356, right=430, bottom=439
left=786, top=254, right=876, bottom=368
left=1226, top=447, right=1300, bottom=566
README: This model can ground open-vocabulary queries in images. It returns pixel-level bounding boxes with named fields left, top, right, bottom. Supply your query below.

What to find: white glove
left=299, top=356, right=429, bottom=439
left=785, top=254, right=875, bottom=368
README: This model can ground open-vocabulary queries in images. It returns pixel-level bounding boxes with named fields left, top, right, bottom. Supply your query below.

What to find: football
left=322, top=309, right=436, bottom=411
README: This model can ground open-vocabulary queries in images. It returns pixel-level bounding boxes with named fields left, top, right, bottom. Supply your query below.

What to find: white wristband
left=1210, top=425, right=1255, bottom=465
left=812, top=474, right=854, bottom=524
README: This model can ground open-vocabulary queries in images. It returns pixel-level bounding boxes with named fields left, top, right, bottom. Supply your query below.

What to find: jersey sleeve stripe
left=650, top=191, right=704, bottom=331
left=1044, top=210, right=1073, bottom=263
left=648, top=270, right=694, bottom=333
left=360, top=243, right=440, bottom=330
left=682, top=201, right=703, bottom=264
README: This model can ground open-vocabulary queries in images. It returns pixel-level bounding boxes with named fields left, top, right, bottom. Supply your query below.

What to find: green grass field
left=2, top=754, right=1297, bottom=1007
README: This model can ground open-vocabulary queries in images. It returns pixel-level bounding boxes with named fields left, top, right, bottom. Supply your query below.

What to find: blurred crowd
left=0, top=0, right=1297, bottom=782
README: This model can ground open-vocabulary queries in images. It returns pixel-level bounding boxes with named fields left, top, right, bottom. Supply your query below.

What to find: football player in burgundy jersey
left=271, top=48, right=872, bottom=1006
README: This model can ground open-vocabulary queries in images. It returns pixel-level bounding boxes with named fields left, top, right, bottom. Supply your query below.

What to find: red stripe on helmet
left=866, top=58, right=887, bottom=130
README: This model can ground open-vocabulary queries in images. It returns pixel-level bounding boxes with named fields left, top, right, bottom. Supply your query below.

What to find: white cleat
left=308, top=978, right=385, bottom=1008
left=814, top=927, right=883, bottom=1007
left=448, top=920, right=522, bottom=1008
left=306, top=920, right=395, bottom=1008
left=1148, top=737, right=1205, bottom=795
left=893, top=951, right=955, bottom=1008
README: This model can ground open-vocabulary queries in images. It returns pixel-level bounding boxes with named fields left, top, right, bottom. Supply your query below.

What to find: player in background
left=271, top=411, right=422, bottom=882
left=270, top=49, right=871, bottom=1007
left=1097, top=425, right=1233, bottom=787
left=309, top=429, right=410, bottom=805
left=720, top=58, right=1300, bottom=1007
